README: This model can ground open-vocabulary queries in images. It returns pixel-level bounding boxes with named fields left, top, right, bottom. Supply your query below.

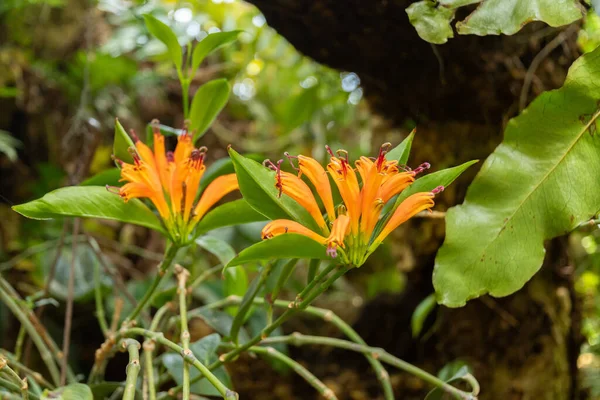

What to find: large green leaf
left=12, top=186, right=165, bottom=234
left=196, top=235, right=237, bottom=266
left=42, top=383, right=93, bottom=400
left=228, top=148, right=319, bottom=232
left=407, top=0, right=583, bottom=44
left=191, top=31, right=241, bottom=74
left=227, top=234, right=332, bottom=267
left=113, top=119, right=134, bottom=164
left=194, top=199, right=267, bottom=236
left=80, top=168, right=121, bottom=187
left=190, top=79, right=231, bottom=142
left=434, top=47, right=600, bottom=307
left=143, top=14, right=182, bottom=71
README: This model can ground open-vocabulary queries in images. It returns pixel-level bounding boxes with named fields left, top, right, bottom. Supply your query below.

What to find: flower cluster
left=109, top=122, right=238, bottom=244
left=261, top=144, right=443, bottom=266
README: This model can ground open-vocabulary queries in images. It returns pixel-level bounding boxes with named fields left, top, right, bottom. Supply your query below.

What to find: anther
left=275, top=159, right=284, bottom=197
left=432, top=185, right=445, bottom=195
left=166, top=151, right=174, bottom=162
left=326, top=247, right=338, bottom=258
left=336, top=149, right=349, bottom=162
left=413, top=162, right=431, bottom=175
left=111, top=155, right=124, bottom=166
left=263, top=159, right=278, bottom=170
left=325, top=145, right=335, bottom=157
left=127, top=147, right=141, bottom=165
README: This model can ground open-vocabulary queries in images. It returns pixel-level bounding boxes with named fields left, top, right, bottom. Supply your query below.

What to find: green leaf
left=190, top=79, right=231, bottom=142
left=200, top=154, right=263, bottom=191
left=453, top=0, right=583, bottom=36
left=228, top=148, right=319, bottom=232
left=191, top=31, right=241, bottom=74
left=434, top=47, right=600, bottom=307
left=386, top=129, right=415, bottom=165
left=143, top=14, right=182, bottom=71
left=223, top=266, right=248, bottom=316
left=196, top=235, right=237, bottom=266
left=194, top=199, right=267, bottom=236
left=113, top=119, right=134, bottom=164
left=411, top=294, right=436, bottom=338
left=80, top=168, right=121, bottom=187
left=0, top=129, right=21, bottom=161
left=90, top=382, right=143, bottom=400
left=13, top=186, right=165, bottom=234
left=41, top=383, right=93, bottom=400
left=406, top=1, right=455, bottom=45
left=227, top=234, right=332, bottom=267
left=407, top=0, right=584, bottom=44
left=163, top=334, right=231, bottom=397
left=425, top=361, right=473, bottom=400
left=275, top=85, right=319, bottom=133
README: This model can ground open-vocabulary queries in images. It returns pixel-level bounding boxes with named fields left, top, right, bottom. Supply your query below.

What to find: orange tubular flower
left=110, top=121, right=239, bottom=244
left=260, top=143, right=443, bottom=266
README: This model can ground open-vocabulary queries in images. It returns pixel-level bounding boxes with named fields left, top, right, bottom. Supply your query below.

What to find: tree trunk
left=247, top=1, right=583, bottom=398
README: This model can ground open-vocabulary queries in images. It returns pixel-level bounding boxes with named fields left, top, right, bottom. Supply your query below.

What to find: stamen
left=181, top=182, right=187, bottom=215
left=263, top=159, right=278, bottom=170
left=151, top=119, right=160, bottom=134
left=111, top=155, right=124, bottom=167
left=166, top=151, right=175, bottom=162
left=129, top=129, right=140, bottom=143
left=325, top=145, right=335, bottom=158
left=127, top=147, right=141, bottom=166
left=326, top=246, right=337, bottom=258
left=336, top=149, right=349, bottom=163
left=284, top=152, right=299, bottom=171
left=413, top=162, right=431, bottom=175
left=106, top=185, right=121, bottom=195
left=274, top=159, right=284, bottom=197
left=432, top=185, right=445, bottom=195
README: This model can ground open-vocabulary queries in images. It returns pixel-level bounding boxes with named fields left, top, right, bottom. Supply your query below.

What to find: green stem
left=175, top=266, right=191, bottom=400
left=1, top=359, right=29, bottom=400
left=0, top=278, right=61, bottom=386
left=123, top=244, right=180, bottom=326
left=0, top=377, right=38, bottom=400
left=143, top=341, right=157, bottom=400
left=262, top=333, right=477, bottom=400
left=178, top=264, right=349, bottom=394
left=0, top=352, right=53, bottom=389
left=94, top=255, right=109, bottom=336
left=182, top=80, right=190, bottom=120
left=221, top=344, right=338, bottom=400
left=121, top=339, right=141, bottom=400
left=188, top=264, right=223, bottom=291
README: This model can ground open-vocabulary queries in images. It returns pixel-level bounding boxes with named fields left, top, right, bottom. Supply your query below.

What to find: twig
left=0, top=377, right=38, bottom=400
left=121, top=339, right=141, bottom=400
left=60, top=218, right=80, bottom=385
left=0, top=351, right=53, bottom=389
left=262, top=333, right=478, bottom=400
left=519, top=25, right=579, bottom=111
left=175, top=265, right=191, bottom=400
left=94, top=249, right=110, bottom=337
left=188, top=264, right=224, bottom=291
left=223, top=344, right=338, bottom=400
left=0, top=357, right=29, bottom=400
left=110, top=298, right=124, bottom=334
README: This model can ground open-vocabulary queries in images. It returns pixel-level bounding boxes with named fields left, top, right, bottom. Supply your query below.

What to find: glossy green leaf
left=434, top=47, right=600, bottom=307
left=196, top=235, right=237, bottom=266
left=227, top=234, right=332, bottom=267
left=80, top=168, right=121, bottom=187
left=266, top=258, right=298, bottom=299
left=425, top=360, right=475, bottom=400
left=41, top=384, right=93, bottom=400
left=228, top=148, right=319, bottom=232
left=223, top=266, right=248, bottom=316
left=113, top=119, right=134, bottom=164
left=411, top=294, right=436, bottom=338
left=407, top=0, right=583, bottom=44
left=143, top=14, right=182, bottom=71
left=190, top=79, right=231, bottom=141
left=194, top=199, right=267, bottom=236
left=191, top=31, right=241, bottom=74
left=13, top=186, right=165, bottom=234
left=406, top=1, right=455, bottom=45
left=386, top=129, right=416, bottom=165
left=163, top=334, right=232, bottom=397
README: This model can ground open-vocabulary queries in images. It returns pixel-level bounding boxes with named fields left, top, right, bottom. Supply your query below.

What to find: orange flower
left=261, top=143, right=442, bottom=266
left=109, top=122, right=238, bottom=243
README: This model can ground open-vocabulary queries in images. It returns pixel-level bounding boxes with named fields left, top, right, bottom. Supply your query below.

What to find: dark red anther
left=127, top=147, right=142, bottom=166
left=413, top=162, right=431, bottom=175
left=275, top=159, right=284, bottom=197
left=190, top=149, right=205, bottom=167
left=166, top=151, right=175, bottom=162
left=432, top=185, right=445, bottom=195
left=129, top=129, right=140, bottom=143
left=263, top=159, right=278, bottom=170
left=111, top=155, right=125, bottom=167
left=376, top=142, right=392, bottom=169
